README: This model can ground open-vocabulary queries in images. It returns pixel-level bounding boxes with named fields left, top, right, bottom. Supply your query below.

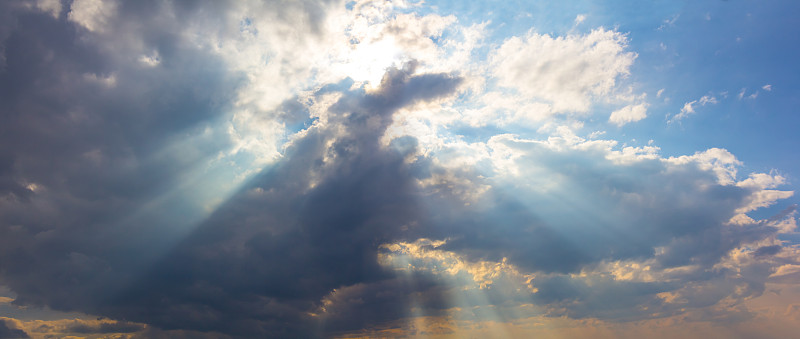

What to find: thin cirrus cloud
left=0, top=0, right=798, bottom=338
left=668, top=94, right=718, bottom=124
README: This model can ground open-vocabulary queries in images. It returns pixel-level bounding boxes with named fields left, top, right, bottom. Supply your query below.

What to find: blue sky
left=429, top=0, right=800, bottom=182
left=0, top=0, right=799, bottom=338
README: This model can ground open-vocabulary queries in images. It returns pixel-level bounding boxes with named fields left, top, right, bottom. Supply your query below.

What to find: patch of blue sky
left=424, top=0, right=681, bottom=39
left=609, top=2, right=800, bottom=195
left=427, top=0, right=798, bottom=197
left=417, top=0, right=799, bottom=232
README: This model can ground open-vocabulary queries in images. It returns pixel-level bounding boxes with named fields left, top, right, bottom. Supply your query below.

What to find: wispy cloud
left=658, top=14, right=680, bottom=30
left=668, top=95, right=718, bottom=123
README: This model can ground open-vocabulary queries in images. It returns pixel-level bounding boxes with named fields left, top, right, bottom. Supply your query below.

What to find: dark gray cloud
left=0, top=0, right=247, bottom=315
left=434, top=143, right=756, bottom=272
left=0, top=0, right=358, bottom=335
left=0, top=320, right=28, bottom=339
left=94, top=64, right=462, bottom=337
left=0, top=319, right=30, bottom=339
left=62, top=319, right=145, bottom=334
left=361, top=134, right=794, bottom=324
left=417, top=138, right=789, bottom=320
left=0, top=2, right=464, bottom=333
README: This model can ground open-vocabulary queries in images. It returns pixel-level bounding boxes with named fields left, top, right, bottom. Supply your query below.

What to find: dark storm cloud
left=62, top=319, right=145, bottom=334
left=0, top=0, right=248, bottom=315
left=96, top=64, right=462, bottom=337
left=0, top=0, right=361, bottom=335
left=0, top=1, right=465, bottom=333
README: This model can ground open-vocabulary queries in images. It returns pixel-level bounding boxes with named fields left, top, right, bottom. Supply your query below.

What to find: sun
left=335, top=35, right=405, bottom=89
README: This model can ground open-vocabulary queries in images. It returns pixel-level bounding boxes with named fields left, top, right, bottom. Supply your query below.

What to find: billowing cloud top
left=1, top=0, right=799, bottom=338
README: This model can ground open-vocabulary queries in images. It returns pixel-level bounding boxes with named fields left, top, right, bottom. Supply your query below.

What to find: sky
left=0, top=0, right=799, bottom=338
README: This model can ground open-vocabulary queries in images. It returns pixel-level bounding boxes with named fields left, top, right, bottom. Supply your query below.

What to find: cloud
left=107, top=66, right=460, bottom=336
left=0, top=0, right=347, bottom=332
left=0, top=319, right=28, bottom=339
left=0, top=3, right=256, bottom=314
left=658, top=14, right=679, bottom=31
left=369, top=129, right=795, bottom=323
left=0, top=1, right=797, bottom=338
left=490, top=28, right=636, bottom=113
left=0, top=59, right=462, bottom=337
left=609, top=103, right=648, bottom=126
left=68, top=0, right=118, bottom=32
left=0, top=1, right=462, bottom=334
left=33, top=0, right=61, bottom=18
left=0, top=316, right=155, bottom=338
left=668, top=95, right=717, bottom=123
left=739, top=86, right=769, bottom=100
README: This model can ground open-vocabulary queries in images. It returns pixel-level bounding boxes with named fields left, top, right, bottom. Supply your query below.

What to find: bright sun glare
left=340, top=36, right=404, bottom=88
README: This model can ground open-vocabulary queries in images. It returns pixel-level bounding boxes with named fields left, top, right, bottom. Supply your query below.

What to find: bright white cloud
left=666, top=147, right=740, bottom=184
left=138, top=51, right=160, bottom=67
left=733, top=172, right=794, bottom=214
left=68, top=0, right=117, bottom=32
left=609, top=103, right=648, bottom=126
left=490, top=28, right=636, bottom=113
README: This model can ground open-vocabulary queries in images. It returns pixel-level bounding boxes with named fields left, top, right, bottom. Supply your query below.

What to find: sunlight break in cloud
left=0, top=0, right=798, bottom=338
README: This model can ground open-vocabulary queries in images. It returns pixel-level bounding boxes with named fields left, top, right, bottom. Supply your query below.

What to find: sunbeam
left=1, top=1, right=798, bottom=338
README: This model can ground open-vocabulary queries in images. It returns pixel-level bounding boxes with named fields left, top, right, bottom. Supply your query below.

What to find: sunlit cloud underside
left=1, top=0, right=799, bottom=338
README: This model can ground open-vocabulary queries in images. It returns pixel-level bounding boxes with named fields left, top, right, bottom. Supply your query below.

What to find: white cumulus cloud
left=490, top=28, right=636, bottom=113
left=68, top=0, right=117, bottom=32
left=609, top=103, right=648, bottom=126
